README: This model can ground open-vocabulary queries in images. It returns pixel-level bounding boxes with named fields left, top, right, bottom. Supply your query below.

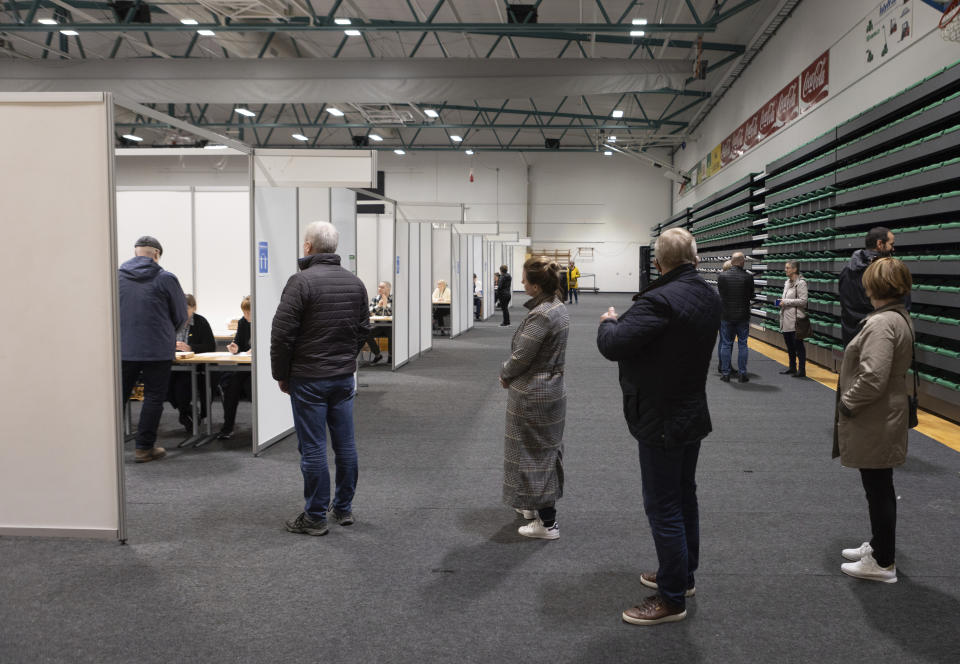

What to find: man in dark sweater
left=839, top=227, right=896, bottom=347
left=597, top=227, right=721, bottom=626
left=271, top=221, right=371, bottom=536
left=118, top=236, right=188, bottom=463
left=497, top=264, right=512, bottom=326
left=716, top=252, right=755, bottom=382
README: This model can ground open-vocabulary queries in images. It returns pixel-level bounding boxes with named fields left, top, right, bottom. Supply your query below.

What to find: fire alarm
left=469, top=168, right=474, bottom=183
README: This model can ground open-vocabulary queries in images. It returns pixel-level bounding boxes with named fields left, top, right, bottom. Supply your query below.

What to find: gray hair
left=731, top=252, right=746, bottom=267
left=654, top=228, right=697, bottom=270
left=304, top=221, right=339, bottom=254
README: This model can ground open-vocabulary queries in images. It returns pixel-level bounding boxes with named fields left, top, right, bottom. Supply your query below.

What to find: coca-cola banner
left=680, top=50, right=830, bottom=195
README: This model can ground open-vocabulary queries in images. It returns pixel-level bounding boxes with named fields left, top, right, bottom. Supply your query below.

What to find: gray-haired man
left=271, top=222, right=371, bottom=536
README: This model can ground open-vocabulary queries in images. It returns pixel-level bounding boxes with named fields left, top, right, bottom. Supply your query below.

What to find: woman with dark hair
left=779, top=260, right=809, bottom=378
left=499, top=256, right=570, bottom=540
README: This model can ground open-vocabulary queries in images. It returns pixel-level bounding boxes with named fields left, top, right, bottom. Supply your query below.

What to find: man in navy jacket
left=119, top=236, right=188, bottom=463
left=597, top=227, right=721, bottom=626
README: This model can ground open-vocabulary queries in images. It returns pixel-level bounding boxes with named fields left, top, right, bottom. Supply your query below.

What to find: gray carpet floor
left=2, top=294, right=959, bottom=664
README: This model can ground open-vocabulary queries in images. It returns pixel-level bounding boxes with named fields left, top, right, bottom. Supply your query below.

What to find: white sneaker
left=518, top=518, right=559, bottom=540
left=841, top=552, right=897, bottom=583
left=842, top=541, right=873, bottom=561
left=514, top=508, right=537, bottom=520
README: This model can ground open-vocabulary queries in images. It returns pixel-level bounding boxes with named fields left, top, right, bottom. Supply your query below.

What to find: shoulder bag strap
left=892, top=308, right=919, bottom=400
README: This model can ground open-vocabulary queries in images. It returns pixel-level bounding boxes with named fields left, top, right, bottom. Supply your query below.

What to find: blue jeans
left=289, top=375, right=358, bottom=521
left=568, top=287, right=578, bottom=304
left=637, top=439, right=701, bottom=610
left=719, top=320, right=749, bottom=376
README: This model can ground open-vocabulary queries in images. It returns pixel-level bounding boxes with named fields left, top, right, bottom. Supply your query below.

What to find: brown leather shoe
left=622, top=595, right=687, bottom=625
left=135, top=446, right=166, bottom=463
left=640, top=572, right=696, bottom=597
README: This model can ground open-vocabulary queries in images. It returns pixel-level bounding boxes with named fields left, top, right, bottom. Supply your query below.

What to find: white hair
left=654, top=228, right=697, bottom=270
left=304, top=221, right=339, bottom=254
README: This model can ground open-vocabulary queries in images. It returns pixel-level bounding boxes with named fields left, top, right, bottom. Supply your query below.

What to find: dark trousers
left=719, top=320, right=749, bottom=376
left=568, top=287, right=578, bottom=304
left=860, top=468, right=896, bottom=567
left=501, top=295, right=511, bottom=325
left=637, top=439, right=701, bottom=610
left=168, top=371, right=207, bottom=419
left=782, top=331, right=806, bottom=373
left=538, top=504, right=557, bottom=527
left=289, top=375, right=358, bottom=521
left=474, top=295, right=482, bottom=320
left=221, top=373, right=251, bottom=430
left=122, top=360, right=172, bottom=450
left=364, top=330, right=389, bottom=358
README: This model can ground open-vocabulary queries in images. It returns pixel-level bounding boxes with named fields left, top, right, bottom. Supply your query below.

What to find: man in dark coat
left=271, top=221, right=371, bottom=537
left=496, top=264, right=513, bottom=326
left=839, top=227, right=896, bottom=346
left=716, top=251, right=755, bottom=382
left=118, top=236, right=188, bottom=463
left=597, top=227, right=721, bottom=626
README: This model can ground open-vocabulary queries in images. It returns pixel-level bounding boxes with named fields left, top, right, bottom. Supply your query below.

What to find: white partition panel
left=357, top=214, right=379, bottom=296
left=459, top=232, right=473, bottom=332
left=450, top=230, right=463, bottom=338
left=0, top=93, right=123, bottom=539
left=420, top=225, right=433, bottom=351
left=297, top=187, right=330, bottom=246
left=116, top=190, right=194, bottom=294
left=378, top=214, right=394, bottom=287
left=195, top=189, right=251, bottom=331
left=252, top=186, right=298, bottom=453
left=408, top=223, right=422, bottom=359
left=394, top=216, right=410, bottom=367
left=331, top=189, right=358, bottom=275
left=254, top=149, right=376, bottom=188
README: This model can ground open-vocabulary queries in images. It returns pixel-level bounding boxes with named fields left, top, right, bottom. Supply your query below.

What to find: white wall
left=116, top=154, right=248, bottom=187
left=676, top=0, right=959, bottom=206
left=381, top=151, right=670, bottom=292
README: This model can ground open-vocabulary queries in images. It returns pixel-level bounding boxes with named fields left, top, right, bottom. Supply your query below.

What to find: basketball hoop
left=941, top=0, right=960, bottom=42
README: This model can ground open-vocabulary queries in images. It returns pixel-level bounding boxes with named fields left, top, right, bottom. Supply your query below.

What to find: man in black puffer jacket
left=716, top=251, right=755, bottom=382
left=597, top=227, right=721, bottom=627
left=271, top=221, right=370, bottom=537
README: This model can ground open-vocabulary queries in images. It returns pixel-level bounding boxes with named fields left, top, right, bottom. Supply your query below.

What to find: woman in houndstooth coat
left=499, top=256, right=570, bottom=540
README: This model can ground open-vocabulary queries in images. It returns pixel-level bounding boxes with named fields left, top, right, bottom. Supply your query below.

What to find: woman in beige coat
left=779, top=260, right=809, bottom=377
left=833, top=258, right=914, bottom=584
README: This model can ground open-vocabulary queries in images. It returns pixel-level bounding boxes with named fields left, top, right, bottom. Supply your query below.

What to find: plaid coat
left=500, top=294, right=569, bottom=509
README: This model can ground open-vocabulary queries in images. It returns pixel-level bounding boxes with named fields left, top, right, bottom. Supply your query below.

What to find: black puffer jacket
left=839, top=249, right=878, bottom=347
left=597, top=264, right=721, bottom=448
left=271, top=254, right=371, bottom=381
left=717, top=266, right=755, bottom=322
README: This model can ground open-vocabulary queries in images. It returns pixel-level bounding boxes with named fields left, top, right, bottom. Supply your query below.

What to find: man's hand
left=227, top=342, right=239, bottom=354
left=600, top=307, right=618, bottom=322
left=278, top=380, right=289, bottom=394
left=175, top=341, right=191, bottom=352
left=499, top=377, right=510, bottom=389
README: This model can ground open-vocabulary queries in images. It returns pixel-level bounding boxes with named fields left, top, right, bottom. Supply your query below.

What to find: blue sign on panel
left=258, top=241, right=269, bottom=276
left=396, top=256, right=400, bottom=274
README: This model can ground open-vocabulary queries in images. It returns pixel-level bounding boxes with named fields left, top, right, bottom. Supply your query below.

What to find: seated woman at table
left=432, top=279, right=452, bottom=332
left=218, top=295, right=252, bottom=439
left=168, top=293, right=216, bottom=433
left=364, top=281, right=392, bottom=364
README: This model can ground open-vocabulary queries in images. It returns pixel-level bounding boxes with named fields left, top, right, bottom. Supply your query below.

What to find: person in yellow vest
left=567, top=260, right=581, bottom=304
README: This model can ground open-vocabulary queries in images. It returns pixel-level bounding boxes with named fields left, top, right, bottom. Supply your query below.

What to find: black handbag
left=795, top=315, right=812, bottom=340
left=893, top=309, right=919, bottom=428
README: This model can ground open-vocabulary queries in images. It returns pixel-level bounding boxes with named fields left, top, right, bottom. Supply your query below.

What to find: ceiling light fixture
left=608, top=136, right=617, bottom=142
left=60, top=29, right=79, bottom=36
left=450, top=135, right=463, bottom=142
left=423, top=109, right=440, bottom=118
left=394, top=149, right=406, bottom=155
left=234, top=108, right=256, bottom=117
left=465, top=149, right=474, bottom=155
left=368, top=133, right=383, bottom=142
left=632, top=18, right=648, bottom=25
left=603, top=150, right=613, bottom=156
left=334, top=18, right=351, bottom=25
left=38, top=18, right=58, bottom=25
left=611, top=109, right=624, bottom=118
left=291, top=134, right=309, bottom=141
left=630, top=30, right=645, bottom=36
left=344, top=29, right=361, bottom=36
left=204, top=144, right=228, bottom=150
left=122, top=134, right=144, bottom=142
left=197, top=29, right=215, bottom=36
left=326, top=107, right=345, bottom=116
left=180, top=18, right=198, bottom=25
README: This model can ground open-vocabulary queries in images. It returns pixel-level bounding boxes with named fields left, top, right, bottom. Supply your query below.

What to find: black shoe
left=738, top=374, right=750, bottom=383
left=178, top=411, right=194, bottom=434
left=793, top=372, right=807, bottom=378
left=372, top=354, right=383, bottom=364
left=216, top=428, right=234, bottom=440
left=330, top=508, right=355, bottom=526
left=779, top=368, right=796, bottom=375
left=500, top=323, right=510, bottom=327
left=284, top=512, right=329, bottom=536
left=720, top=374, right=731, bottom=382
